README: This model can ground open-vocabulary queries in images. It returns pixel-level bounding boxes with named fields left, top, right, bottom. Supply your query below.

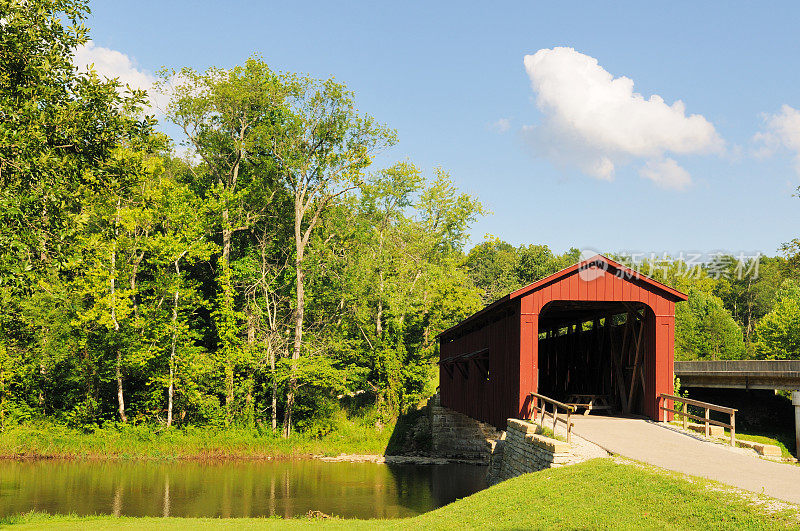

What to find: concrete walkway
left=571, top=416, right=800, bottom=505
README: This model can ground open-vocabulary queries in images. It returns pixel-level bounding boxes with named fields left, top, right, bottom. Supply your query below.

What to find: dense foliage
left=1, top=1, right=798, bottom=436
left=675, top=288, right=745, bottom=360
left=464, top=238, right=580, bottom=304
left=0, top=2, right=486, bottom=432
left=755, top=280, right=800, bottom=360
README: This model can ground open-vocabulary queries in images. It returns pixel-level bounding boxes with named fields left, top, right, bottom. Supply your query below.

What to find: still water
left=0, top=459, right=488, bottom=519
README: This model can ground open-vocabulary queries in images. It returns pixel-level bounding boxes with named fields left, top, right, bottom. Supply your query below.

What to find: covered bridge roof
left=439, top=254, right=688, bottom=341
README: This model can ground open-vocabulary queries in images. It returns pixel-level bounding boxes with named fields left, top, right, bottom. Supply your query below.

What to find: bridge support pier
left=793, top=392, right=800, bottom=460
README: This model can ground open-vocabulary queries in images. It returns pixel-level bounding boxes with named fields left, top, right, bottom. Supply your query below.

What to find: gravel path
left=542, top=415, right=610, bottom=463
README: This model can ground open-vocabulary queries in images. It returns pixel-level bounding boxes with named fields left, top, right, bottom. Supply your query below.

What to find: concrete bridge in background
left=675, top=359, right=800, bottom=459
left=674, top=360, right=800, bottom=391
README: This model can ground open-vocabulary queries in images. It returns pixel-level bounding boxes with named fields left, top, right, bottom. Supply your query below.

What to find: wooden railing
left=528, top=392, right=576, bottom=443
left=659, top=393, right=737, bottom=446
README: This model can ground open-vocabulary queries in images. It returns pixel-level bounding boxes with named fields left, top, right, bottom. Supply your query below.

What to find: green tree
left=160, top=58, right=291, bottom=425
left=68, top=144, right=166, bottom=422
left=146, top=172, right=215, bottom=426
left=412, top=170, right=485, bottom=347
left=358, top=162, right=423, bottom=340
left=515, top=245, right=562, bottom=286
left=755, top=280, right=800, bottom=360
left=0, top=5, right=522, bottom=435
left=272, top=77, right=396, bottom=435
left=711, top=255, right=786, bottom=344
left=465, top=239, right=579, bottom=304
left=0, top=0, right=154, bottom=420
left=298, top=166, right=484, bottom=417
left=465, top=237, right=520, bottom=304
left=675, top=288, right=745, bottom=360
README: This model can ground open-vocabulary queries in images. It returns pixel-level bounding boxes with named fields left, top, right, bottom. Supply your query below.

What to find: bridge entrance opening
left=537, top=301, right=656, bottom=417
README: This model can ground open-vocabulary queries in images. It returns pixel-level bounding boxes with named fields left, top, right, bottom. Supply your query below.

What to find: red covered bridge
left=438, top=254, right=688, bottom=429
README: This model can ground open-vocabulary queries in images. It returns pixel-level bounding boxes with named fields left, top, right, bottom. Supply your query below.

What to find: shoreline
left=0, top=451, right=486, bottom=466
left=317, top=453, right=486, bottom=465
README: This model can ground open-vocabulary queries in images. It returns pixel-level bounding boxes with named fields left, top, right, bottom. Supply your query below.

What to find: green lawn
left=3, top=459, right=798, bottom=530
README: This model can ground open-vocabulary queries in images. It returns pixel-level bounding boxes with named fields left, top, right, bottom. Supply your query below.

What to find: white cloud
left=73, top=40, right=168, bottom=113
left=639, top=158, right=692, bottom=190
left=754, top=105, right=800, bottom=174
left=489, top=118, right=511, bottom=134
left=522, top=47, right=723, bottom=189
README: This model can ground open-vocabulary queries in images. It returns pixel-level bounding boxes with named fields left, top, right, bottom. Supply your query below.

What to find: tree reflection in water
left=0, top=460, right=487, bottom=519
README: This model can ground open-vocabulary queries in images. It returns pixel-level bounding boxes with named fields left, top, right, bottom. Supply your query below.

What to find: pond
left=0, top=459, right=488, bottom=519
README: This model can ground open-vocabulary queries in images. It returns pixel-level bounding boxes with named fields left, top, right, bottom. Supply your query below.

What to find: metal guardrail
left=659, top=393, right=737, bottom=446
left=528, top=392, right=576, bottom=443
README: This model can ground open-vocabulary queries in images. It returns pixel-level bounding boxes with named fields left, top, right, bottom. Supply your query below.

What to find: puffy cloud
left=73, top=40, right=167, bottom=113
left=489, top=118, right=511, bottom=134
left=522, top=47, right=723, bottom=188
left=639, top=158, right=692, bottom=190
left=754, top=105, right=800, bottom=174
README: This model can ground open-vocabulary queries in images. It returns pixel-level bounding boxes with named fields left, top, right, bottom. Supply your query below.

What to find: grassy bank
left=0, top=416, right=395, bottom=460
left=730, top=430, right=796, bottom=459
left=669, top=421, right=796, bottom=460
left=3, top=459, right=798, bottom=529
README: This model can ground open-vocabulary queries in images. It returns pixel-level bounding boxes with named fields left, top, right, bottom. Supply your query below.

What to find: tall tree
left=675, top=288, right=745, bottom=360
left=272, top=78, right=396, bottom=435
left=358, top=162, right=423, bottom=339
left=711, top=255, right=786, bottom=345
left=146, top=172, right=214, bottom=427
left=69, top=144, right=164, bottom=422
left=755, top=280, right=800, bottom=360
left=465, top=237, right=520, bottom=304
left=0, top=0, right=154, bottom=419
left=161, top=58, right=291, bottom=425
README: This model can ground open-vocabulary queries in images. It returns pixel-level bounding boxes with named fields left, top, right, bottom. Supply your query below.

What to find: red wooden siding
left=439, top=302, right=521, bottom=429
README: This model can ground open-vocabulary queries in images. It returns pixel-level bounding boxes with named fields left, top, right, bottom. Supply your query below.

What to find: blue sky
left=80, top=1, right=800, bottom=257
